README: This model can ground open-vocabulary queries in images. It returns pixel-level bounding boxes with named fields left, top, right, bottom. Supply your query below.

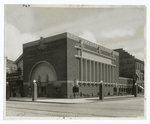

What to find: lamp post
left=134, top=83, right=138, bottom=97
left=99, top=80, right=104, bottom=100
left=74, top=79, right=79, bottom=87
left=32, top=80, right=37, bottom=101
left=115, top=82, right=117, bottom=93
left=133, top=74, right=138, bottom=97
left=100, top=80, right=103, bottom=84
left=73, top=79, right=79, bottom=98
left=6, top=82, right=10, bottom=100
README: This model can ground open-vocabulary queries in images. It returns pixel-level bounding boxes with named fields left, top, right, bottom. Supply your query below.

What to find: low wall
left=119, top=77, right=133, bottom=85
left=116, top=77, right=133, bottom=95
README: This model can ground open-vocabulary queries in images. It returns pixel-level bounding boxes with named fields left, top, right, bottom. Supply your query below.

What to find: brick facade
left=23, top=38, right=67, bottom=97
left=22, top=32, right=120, bottom=98
left=114, top=48, right=144, bottom=94
left=65, top=36, right=119, bottom=97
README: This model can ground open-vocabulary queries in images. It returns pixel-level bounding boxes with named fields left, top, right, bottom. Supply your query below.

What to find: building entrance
left=38, top=86, right=46, bottom=97
left=30, top=62, right=57, bottom=97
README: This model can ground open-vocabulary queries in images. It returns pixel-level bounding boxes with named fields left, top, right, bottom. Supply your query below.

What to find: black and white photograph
left=3, top=3, right=147, bottom=120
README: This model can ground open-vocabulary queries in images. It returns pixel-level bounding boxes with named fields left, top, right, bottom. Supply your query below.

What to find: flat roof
left=23, top=32, right=119, bottom=56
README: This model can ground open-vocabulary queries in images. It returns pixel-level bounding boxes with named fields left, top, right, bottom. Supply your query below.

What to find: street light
left=32, top=80, right=37, bottom=101
left=33, top=80, right=36, bottom=84
left=74, top=79, right=79, bottom=87
left=115, top=82, right=117, bottom=87
left=100, top=80, right=103, bottom=84
left=99, top=80, right=104, bottom=100
left=32, top=80, right=37, bottom=88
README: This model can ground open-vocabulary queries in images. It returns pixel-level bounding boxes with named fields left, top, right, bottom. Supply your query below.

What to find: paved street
left=5, top=96, right=145, bottom=118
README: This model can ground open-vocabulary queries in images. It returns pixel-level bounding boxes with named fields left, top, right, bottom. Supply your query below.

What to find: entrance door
left=30, top=62, right=57, bottom=97
left=41, top=86, right=46, bottom=97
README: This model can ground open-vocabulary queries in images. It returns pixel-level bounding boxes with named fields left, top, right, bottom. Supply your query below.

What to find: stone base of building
left=22, top=81, right=133, bottom=99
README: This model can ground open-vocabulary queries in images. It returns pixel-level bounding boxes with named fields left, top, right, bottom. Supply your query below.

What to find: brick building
left=6, top=57, right=23, bottom=97
left=13, top=33, right=144, bottom=98
left=17, top=32, right=120, bottom=98
left=114, top=48, right=144, bottom=93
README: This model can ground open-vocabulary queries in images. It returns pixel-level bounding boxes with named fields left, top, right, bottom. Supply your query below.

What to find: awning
left=136, top=71, right=140, bottom=78
left=138, top=85, right=144, bottom=89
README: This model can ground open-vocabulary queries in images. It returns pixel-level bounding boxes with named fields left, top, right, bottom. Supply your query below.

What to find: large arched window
left=29, top=61, right=57, bottom=83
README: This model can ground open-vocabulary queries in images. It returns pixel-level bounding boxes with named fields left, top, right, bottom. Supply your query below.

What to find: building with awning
left=114, top=48, right=144, bottom=94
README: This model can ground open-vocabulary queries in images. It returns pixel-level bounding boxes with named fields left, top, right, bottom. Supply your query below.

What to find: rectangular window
left=83, top=59, right=86, bottom=81
left=95, top=62, right=97, bottom=82
left=91, top=61, right=94, bottom=82
left=102, top=64, right=104, bottom=82
left=87, top=60, right=90, bottom=81
left=99, top=63, right=101, bottom=81
left=139, top=63, right=141, bottom=70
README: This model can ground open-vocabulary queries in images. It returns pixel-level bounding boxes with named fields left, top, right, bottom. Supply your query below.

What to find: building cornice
left=67, top=32, right=119, bottom=56
left=23, top=32, right=119, bottom=56
left=75, top=45, right=116, bottom=60
left=75, top=55, right=116, bottom=67
left=119, top=77, right=133, bottom=80
left=23, top=33, right=67, bottom=48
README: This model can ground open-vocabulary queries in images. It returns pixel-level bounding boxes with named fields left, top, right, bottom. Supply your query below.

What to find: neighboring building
left=6, top=57, right=17, bottom=74
left=20, top=32, right=120, bottom=98
left=14, top=54, right=23, bottom=76
left=118, top=77, right=134, bottom=95
left=6, top=57, right=23, bottom=97
left=114, top=48, right=144, bottom=94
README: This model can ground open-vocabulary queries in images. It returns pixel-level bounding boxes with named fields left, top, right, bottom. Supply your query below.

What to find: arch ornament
left=28, top=61, right=57, bottom=84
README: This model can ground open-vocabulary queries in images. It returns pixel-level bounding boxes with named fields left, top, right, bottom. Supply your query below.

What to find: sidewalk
left=8, top=94, right=144, bottom=104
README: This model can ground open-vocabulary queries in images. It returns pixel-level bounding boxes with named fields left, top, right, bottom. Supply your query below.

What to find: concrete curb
left=7, top=95, right=144, bottom=104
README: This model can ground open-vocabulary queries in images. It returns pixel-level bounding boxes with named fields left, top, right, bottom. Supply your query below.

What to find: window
left=136, top=62, right=138, bottom=70
left=114, top=87, right=117, bottom=92
left=141, top=64, right=144, bottom=70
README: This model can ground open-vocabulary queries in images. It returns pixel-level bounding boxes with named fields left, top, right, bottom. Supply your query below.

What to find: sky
left=4, top=5, right=146, bottom=61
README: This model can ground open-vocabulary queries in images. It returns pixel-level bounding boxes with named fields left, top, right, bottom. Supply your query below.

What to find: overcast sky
left=5, top=5, right=146, bottom=61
